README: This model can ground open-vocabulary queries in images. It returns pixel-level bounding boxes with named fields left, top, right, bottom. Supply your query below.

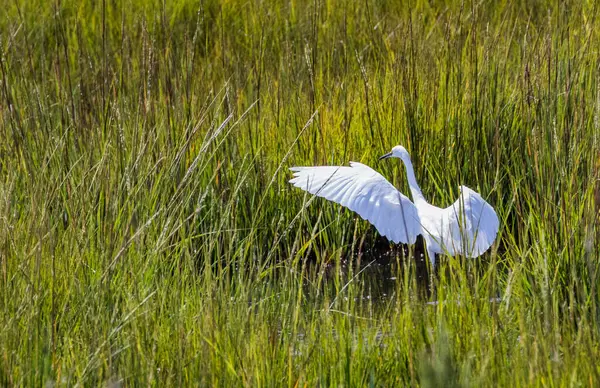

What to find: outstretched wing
left=289, top=162, right=421, bottom=244
left=438, top=185, right=499, bottom=258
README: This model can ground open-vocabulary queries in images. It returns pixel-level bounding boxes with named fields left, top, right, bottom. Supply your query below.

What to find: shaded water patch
left=304, top=234, right=434, bottom=304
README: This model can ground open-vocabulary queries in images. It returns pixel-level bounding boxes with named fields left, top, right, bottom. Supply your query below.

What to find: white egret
left=289, top=145, right=499, bottom=265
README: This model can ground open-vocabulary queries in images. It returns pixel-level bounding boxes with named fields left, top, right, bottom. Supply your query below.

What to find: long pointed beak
left=378, top=152, right=393, bottom=161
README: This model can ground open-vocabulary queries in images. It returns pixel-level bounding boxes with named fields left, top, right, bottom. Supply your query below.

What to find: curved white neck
left=401, top=157, right=425, bottom=204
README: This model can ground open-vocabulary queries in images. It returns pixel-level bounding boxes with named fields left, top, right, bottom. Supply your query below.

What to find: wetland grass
left=0, top=0, right=599, bottom=385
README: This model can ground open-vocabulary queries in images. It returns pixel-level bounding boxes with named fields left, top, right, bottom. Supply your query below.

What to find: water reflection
left=307, top=235, right=433, bottom=303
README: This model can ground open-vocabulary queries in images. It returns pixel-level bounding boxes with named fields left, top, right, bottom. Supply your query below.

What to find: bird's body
left=289, top=146, right=499, bottom=265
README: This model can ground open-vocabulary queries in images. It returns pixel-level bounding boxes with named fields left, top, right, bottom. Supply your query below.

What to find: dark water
left=306, top=235, right=434, bottom=304
left=306, top=233, right=504, bottom=306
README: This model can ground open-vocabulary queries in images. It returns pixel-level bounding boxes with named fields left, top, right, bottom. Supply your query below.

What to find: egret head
left=378, top=145, right=411, bottom=162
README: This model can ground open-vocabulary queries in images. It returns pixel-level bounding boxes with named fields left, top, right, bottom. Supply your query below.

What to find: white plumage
left=289, top=146, right=499, bottom=265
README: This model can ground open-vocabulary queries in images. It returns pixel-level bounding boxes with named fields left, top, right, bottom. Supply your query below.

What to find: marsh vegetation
left=1, top=0, right=599, bottom=385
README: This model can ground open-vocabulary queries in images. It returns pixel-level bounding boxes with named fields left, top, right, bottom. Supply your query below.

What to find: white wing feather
left=289, top=162, right=421, bottom=244
left=439, top=185, right=499, bottom=258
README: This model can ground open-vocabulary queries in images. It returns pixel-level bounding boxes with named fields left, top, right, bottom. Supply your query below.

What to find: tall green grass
left=1, top=0, right=599, bottom=385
